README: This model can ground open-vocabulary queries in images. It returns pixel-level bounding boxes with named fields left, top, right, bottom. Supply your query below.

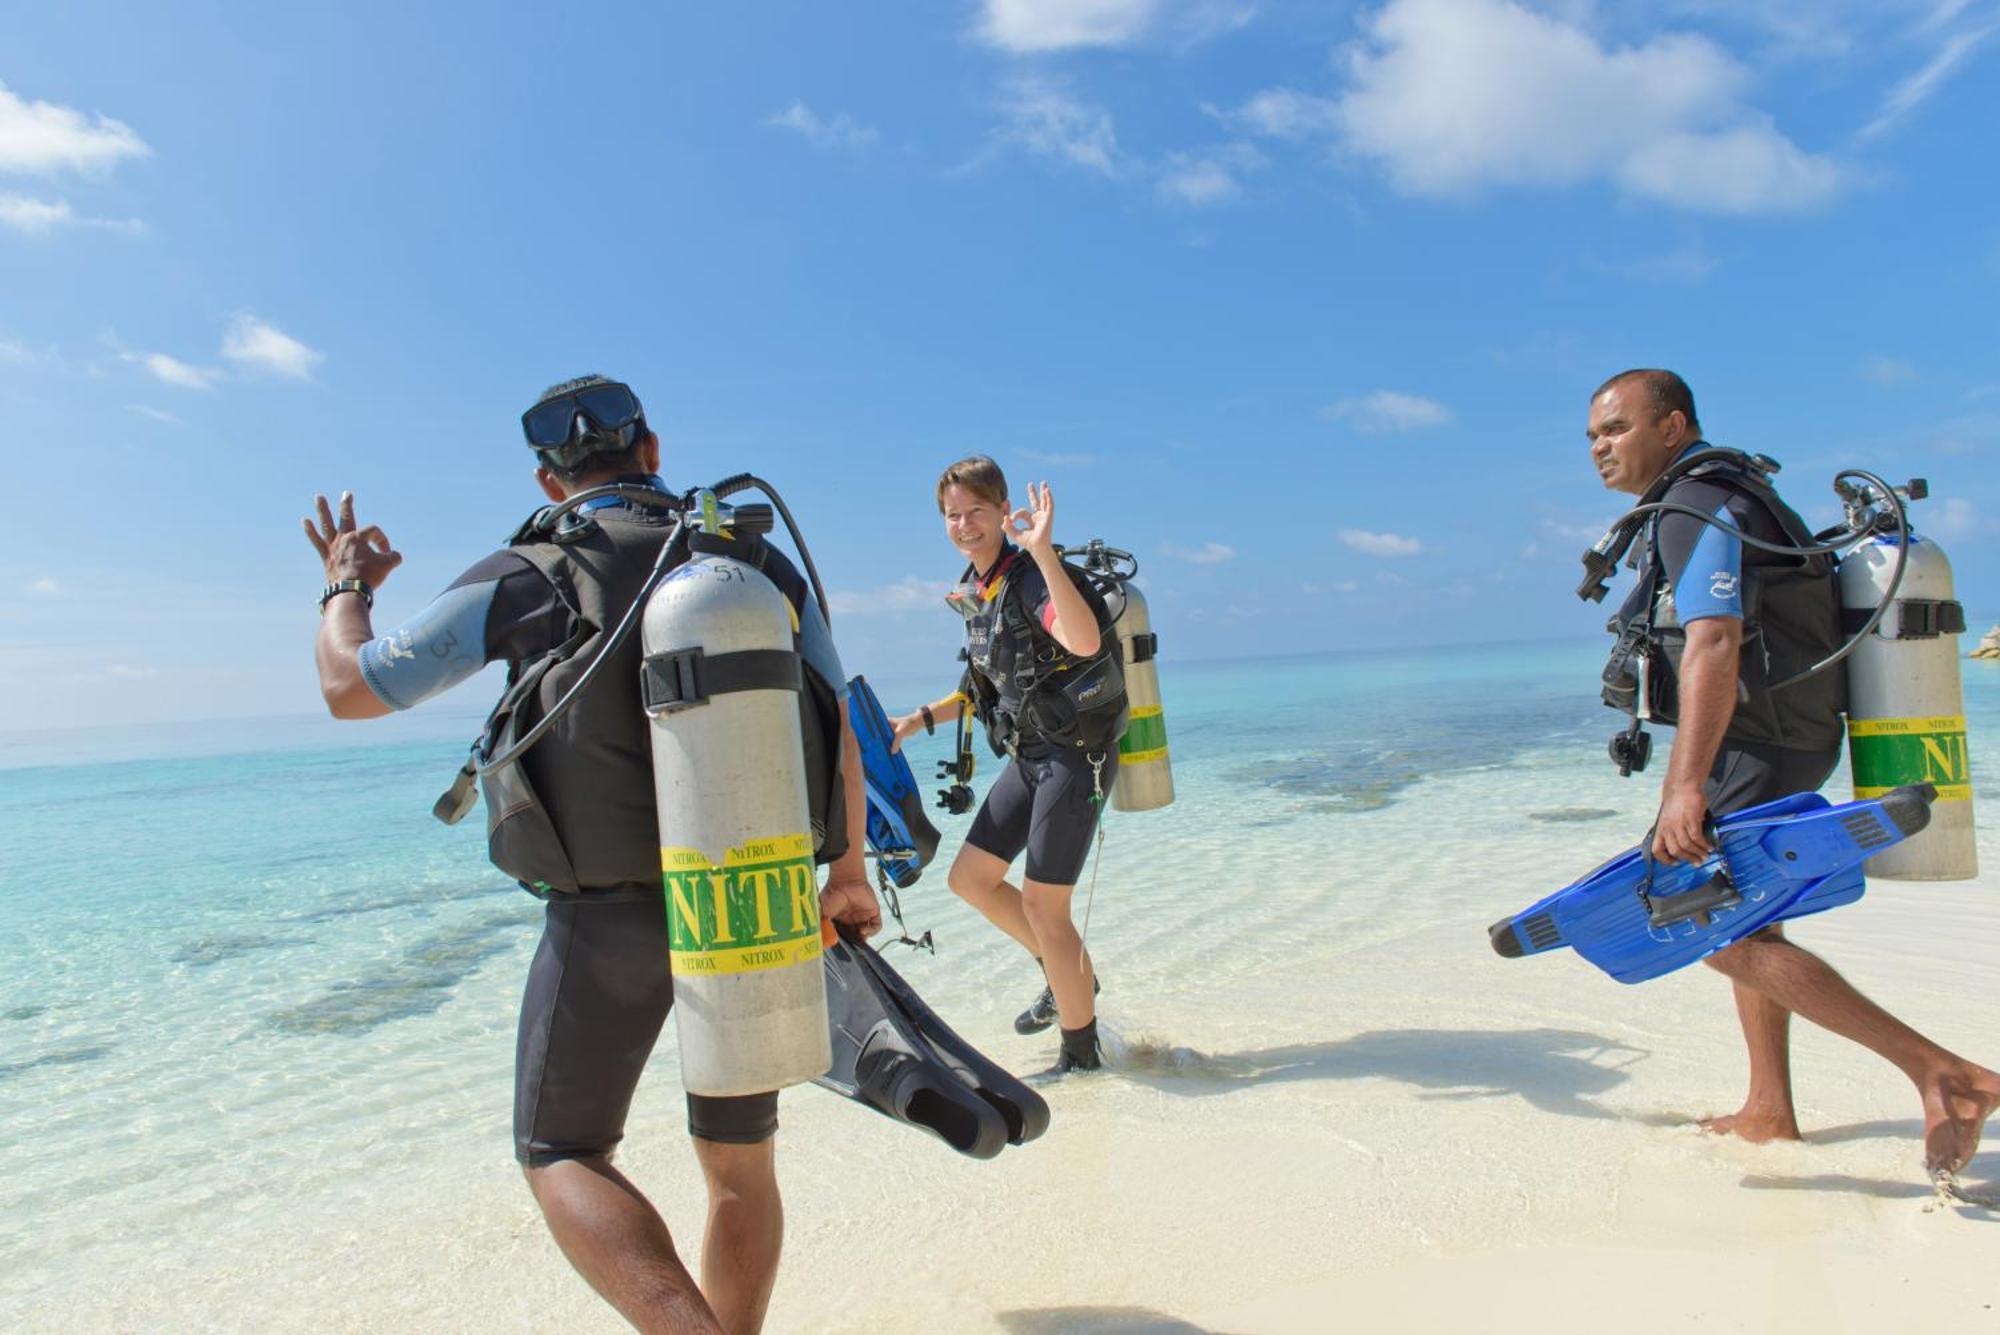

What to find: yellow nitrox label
left=1849, top=715, right=1972, bottom=802
left=662, top=833, right=823, bottom=976
left=1118, top=704, right=1169, bottom=766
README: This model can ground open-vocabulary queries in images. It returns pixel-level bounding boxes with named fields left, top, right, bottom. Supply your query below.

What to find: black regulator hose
left=476, top=493, right=691, bottom=777
left=1584, top=467, right=1912, bottom=694
left=472, top=473, right=832, bottom=778
left=711, top=472, right=831, bottom=627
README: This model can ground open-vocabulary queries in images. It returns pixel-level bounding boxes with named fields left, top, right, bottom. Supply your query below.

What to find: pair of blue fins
left=1490, top=783, right=1937, bottom=982
left=818, top=677, right=1050, bottom=1159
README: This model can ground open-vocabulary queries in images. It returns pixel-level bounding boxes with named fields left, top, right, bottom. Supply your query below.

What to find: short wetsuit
left=360, top=481, right=843, bottom=1159
left=965, top=744, right=1118, bottom=885
left=956, top=546, right=1120, bottom=886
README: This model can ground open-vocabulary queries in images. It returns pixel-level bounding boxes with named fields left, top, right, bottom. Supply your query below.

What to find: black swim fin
left=842, top=925, right=1051, bottom=1147
left=816, top=927, right=1014, bottom=1159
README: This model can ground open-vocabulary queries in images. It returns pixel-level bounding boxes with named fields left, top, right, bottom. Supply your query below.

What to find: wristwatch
left=318, top=578, right=374, bottom=613
left=920, top=705, right=936, bottom=735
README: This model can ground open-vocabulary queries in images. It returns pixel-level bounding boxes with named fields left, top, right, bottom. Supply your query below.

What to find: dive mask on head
left=521, top=381, right=646, bottom=470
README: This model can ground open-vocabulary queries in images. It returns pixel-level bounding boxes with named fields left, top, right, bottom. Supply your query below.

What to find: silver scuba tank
left=1841, top=530, right=1977, bottom=880
left=641, top=499, right=832, bottom=1096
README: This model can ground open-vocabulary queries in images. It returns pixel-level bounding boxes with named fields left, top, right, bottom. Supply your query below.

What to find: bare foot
left=1699, top=1107, right=1803, bottom=1143
left=1920, top=1064, right=2000, bottom=1177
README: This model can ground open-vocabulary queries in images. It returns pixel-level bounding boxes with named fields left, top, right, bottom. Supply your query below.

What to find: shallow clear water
left=2, top=638, right=1994, bottom=1314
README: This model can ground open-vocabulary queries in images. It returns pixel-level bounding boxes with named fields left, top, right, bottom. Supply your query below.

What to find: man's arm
left=819, top=698, right=883, bottom=937
left=1652, top=495, right=1747, bottom=862
left=303, top=492, right=402, bottom=720
left=1655, top=617, right=1740, bottom=863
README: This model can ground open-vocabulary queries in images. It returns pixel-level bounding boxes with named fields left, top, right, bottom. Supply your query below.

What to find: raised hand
left=303, top=491, right=403, bottom=588
left=1008, top=480, right=1057, bottom=557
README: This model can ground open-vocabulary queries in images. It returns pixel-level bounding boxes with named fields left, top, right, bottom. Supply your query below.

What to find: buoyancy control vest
left=1603, top=447, right=1846, bottom=753
left=952, top=547, right=1129, bottom=757
left=459, top=499, right=846, bottom=896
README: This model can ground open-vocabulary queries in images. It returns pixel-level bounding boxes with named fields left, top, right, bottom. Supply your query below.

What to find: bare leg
left=524, top=1156, right=722, bottom=1334
left=1704, top=932, right=2000, bottom=1173
left=1022, top=878, right=1095, bottom=1029
left=946, top=843, right=1043, bottom=957
left=1700, top=929, right=1802, bottom=1142
left=692, top=1138, right=783, bottom=1335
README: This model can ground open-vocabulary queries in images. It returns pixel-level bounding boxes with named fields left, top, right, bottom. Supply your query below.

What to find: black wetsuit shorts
left=965, top=745, right=1118, bottom=886
left=1702, top=740, right=1842, bottom=818
left=514, top=893, right=779, bottom=1165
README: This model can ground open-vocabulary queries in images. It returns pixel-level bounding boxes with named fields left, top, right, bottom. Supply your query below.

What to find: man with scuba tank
left=304, top=374, right=880, bottom=1334
left=889, top=457, right=1128, bottom=1075
left=1585, top=369, right=1998, bottom=1180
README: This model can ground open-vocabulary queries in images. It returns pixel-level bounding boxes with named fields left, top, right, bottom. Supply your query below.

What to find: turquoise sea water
left=2, top=639, right=1995, bottom=1317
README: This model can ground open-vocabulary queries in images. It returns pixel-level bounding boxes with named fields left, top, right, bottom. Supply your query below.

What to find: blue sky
left=2, top=0, right=1995, bottom=730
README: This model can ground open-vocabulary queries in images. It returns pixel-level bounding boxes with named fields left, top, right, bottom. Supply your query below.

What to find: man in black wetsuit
left=890, top=456, right=1127, bottom=1075
left=1587, top=368, right=1997, bottom=1182
left=304, top=374, right=879, bottom=1333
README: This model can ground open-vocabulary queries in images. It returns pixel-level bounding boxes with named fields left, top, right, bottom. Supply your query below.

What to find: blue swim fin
left=847, top=675, right=942, bottom=889
left=816, top=923, right=1049, bottom=1157
left=1490, top=784, right=1936, bottom=983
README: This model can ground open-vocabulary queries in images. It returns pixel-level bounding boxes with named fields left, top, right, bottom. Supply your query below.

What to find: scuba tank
left=1581, top=461, right=1976, bottom=883
left=438, top=477, right=840, bottom=1095
left=641, top=491, right=832, bottom=1096
left=1066, top=542, right=1175, bottom=813
left=1839, top=531, right=1976, bottom=879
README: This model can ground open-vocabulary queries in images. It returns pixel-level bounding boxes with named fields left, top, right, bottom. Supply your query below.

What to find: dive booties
left=816, top=923, right=1051, bottom=1158
left=1014, top=973, right=1102, bottom=1035
left=1490, top=784, right=1936, bottom=983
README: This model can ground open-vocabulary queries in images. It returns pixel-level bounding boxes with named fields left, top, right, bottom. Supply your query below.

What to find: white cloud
left=994, top=76, right=1122, bottom=176
left=829, top=576, right=951, bottom=615
left=1924, top=496, right=1988, bottom=541
left=1322, top=389, right=1453, bottom=433
left=0, top=193, right=71, bottom=233
left=1862, top=22, right=1994, bottom=140
left=221, top=313, right=323, bottom=379
left=1861, top=355, right=1919, bottom=385
left=1213, top=88, right=1343, bottom=139
left=1160, top=540, right=1237, bottom=564
left=137, top=352, right=220, bottom=390
left=0, top=81, right=149, bottom=176
left=1340, top=528, right=1425, bottom=557
left=1298, top=0, right=1840, bottom=214
left=27, top=576, right=60, bottom=595
left=0, top=337, right=30, bottom=365
left=106, top=664, right=158, bottom=680
left=976, top=0, right=1253, bottom=51
left=0, top=191, right=142, bottom=236
left=764, top=102, right=879, bottom=150
left=129, top=404, right=183, bottom=425
left=1156, top=143, right=1264, bottom=206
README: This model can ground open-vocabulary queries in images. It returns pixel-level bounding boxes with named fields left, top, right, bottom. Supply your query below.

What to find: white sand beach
left=10, top=695, right=1995, bottom=1334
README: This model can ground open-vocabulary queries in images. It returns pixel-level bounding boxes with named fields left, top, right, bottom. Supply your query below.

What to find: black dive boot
left=1014, top=971, right=1102, bottom=1035
left=1046, top=1019, right=1104, bottom=1076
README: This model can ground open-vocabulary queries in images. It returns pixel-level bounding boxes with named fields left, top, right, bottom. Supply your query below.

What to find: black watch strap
left=921, top=705, right=936, bottom=735
left=319, top=578, right=374, bottom=613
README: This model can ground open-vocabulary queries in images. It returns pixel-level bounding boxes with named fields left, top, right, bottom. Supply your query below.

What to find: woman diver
left=890, top=456, right=1129, bottom=1075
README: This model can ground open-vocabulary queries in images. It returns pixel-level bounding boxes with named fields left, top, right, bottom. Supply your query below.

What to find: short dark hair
left=936, top=456, right=1009, bottom=512
left=528, top=373, right=649, bottom=481
left=1594, top=368, right=1700, bottom=435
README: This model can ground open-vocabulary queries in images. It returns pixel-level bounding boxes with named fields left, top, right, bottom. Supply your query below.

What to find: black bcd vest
left=1603, top=447, right=1846, bottom=753
left=461, top=501, right=846, bottom=897
left=959, top=552, right=1129, bottom=757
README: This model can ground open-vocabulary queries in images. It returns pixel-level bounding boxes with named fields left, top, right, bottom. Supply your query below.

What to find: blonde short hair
left=936, top=455, right=1009, bottom=512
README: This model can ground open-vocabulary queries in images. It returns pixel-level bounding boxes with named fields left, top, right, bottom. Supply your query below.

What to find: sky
left=1, top=0, right=1996, bottom=731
